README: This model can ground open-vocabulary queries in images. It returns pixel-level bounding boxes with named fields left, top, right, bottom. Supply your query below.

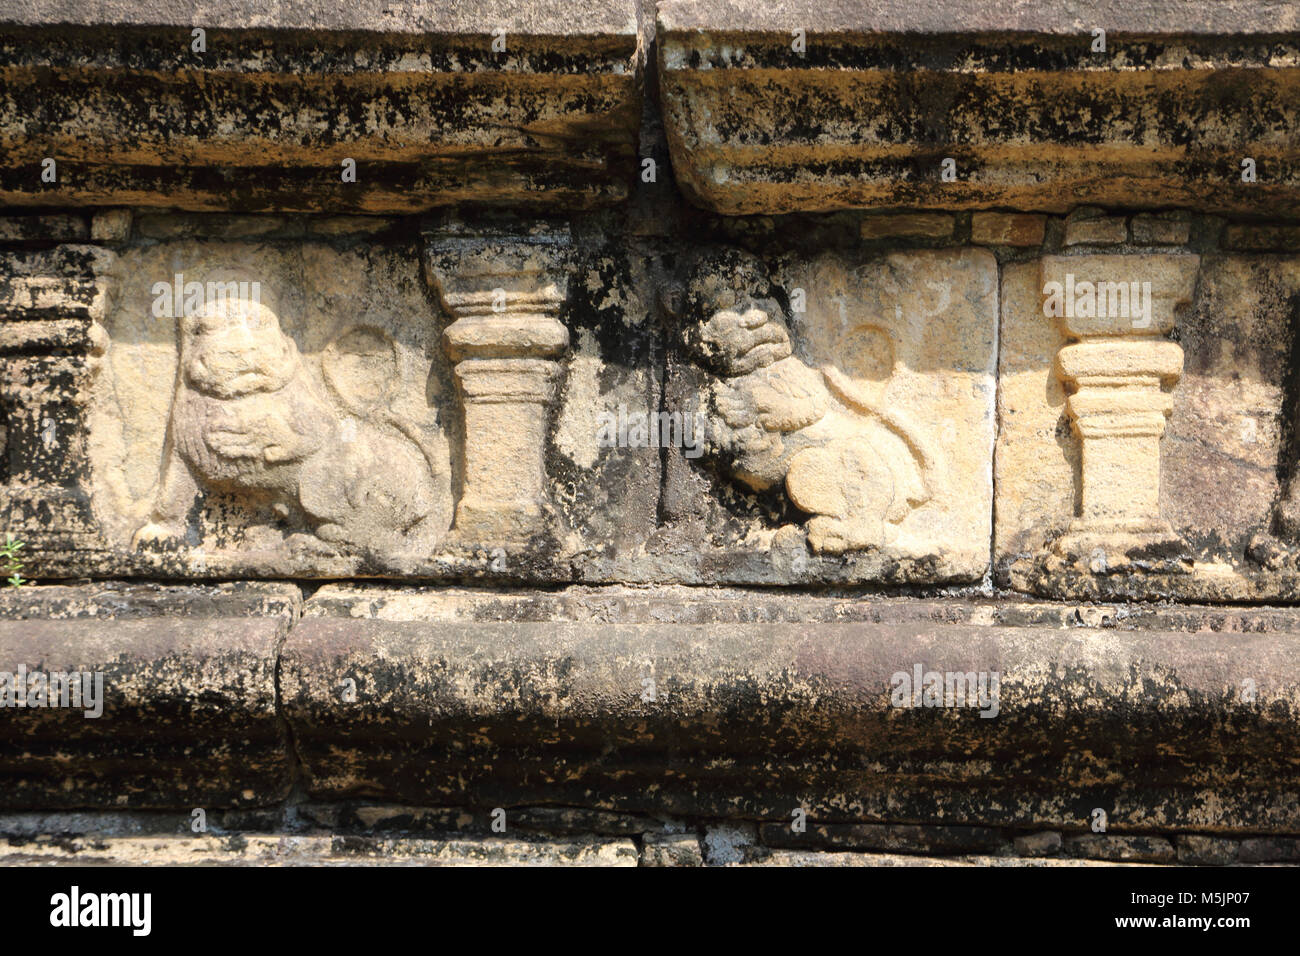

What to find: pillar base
left=1052, top=518, right=1192, bottom=573
left=449, top=498, right=547, bottom=546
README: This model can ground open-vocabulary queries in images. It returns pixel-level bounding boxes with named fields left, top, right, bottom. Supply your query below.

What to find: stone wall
left=2, top=0, right=1299, bottom=865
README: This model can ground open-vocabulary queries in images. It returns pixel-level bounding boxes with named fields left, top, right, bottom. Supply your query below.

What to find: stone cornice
left=657, top=1, right=1300, bottom=216
left=0, top=2, right=640, bottom=212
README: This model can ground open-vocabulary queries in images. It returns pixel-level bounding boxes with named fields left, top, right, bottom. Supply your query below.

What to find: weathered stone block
left=0, top=581, right=301, bottom=620
left=1013, top=831, right=1063, bottom=857
left=657, top=2, right=1300, bottom=216
left=1237, top=836, right=1300, bottom=863
left=0, top=1, right=640, bottom=212
left=1131, top=212, right=1192, bottom=246
left=971, top=213, right=1046, bottom=247
left=662, top=246, right=997, bottom=583
left=641, top=832, right=704, bottom=867
left=0, top=213, right=87, bottom=243
left=280, top=613, right=1300, bottom=830
left=1174, top=834, right=1239, bottom=865
left=1064, top=835, right=1176, bottom=863
left=1223, top=225, right=1300, bottom=252
left=860, top=213, right=953, bottom=240
left=0, top=616, right=289, bottom=809
left=1063, top=215, right=1127, bottom=246
left=998, top=253, right=1300, bottom=600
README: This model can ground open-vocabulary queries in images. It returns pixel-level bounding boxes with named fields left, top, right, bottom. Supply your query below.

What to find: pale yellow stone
left=994, top=261, right=1076, bottom=560
left=691, top=248, right=997, bottom=576
left=89, top=241, right=456, bottom=558
left=996, top=251, right=1299, bottom=581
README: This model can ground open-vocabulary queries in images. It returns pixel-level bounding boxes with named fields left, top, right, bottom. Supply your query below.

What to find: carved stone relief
left=424, top=222, right=572, bottom=546
left=680, top=247, right=997, bottom=579
left=133, top=285, right=451, bottom=554
left=89, top=242, right=455, bottom=570
left=1042, top=253, right=1199, bottom=572
left=0, top=245, right=119, bottom=551
left=997, top=250, right=1300, bottom=600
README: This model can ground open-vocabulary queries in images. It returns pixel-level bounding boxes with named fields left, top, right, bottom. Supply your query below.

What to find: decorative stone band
left=425, top=223, right=572, bottom=545
left=1041, top=254, right=1199, bottom=570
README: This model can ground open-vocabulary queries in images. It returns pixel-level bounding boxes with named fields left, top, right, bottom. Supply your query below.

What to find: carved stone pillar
left=0, top=245, right=119, bottom=551
left=1042, top=254, right=1199, bottom=568
left=424, top=223, right=571, bottom=545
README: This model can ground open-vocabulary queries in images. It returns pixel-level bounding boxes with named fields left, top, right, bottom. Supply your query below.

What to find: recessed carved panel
left=89, top=242, right=455, bottom=571
left=678, top=247, right=997, bottom=580
left=997, top=251, right=1300, bottom=600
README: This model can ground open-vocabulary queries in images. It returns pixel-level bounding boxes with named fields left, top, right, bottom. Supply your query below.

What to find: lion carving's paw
left=131, top=521, right=184, bottom=549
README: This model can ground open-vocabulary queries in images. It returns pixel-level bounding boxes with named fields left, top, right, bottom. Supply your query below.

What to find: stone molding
left=0, top=2, right=640, bottom=211
left=3, top=585, right=1299, bottom=834
left=657, top=1, right=1300, bottom=215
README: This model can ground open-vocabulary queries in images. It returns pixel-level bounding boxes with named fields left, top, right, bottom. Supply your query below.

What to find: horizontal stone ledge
left=0, top=831, right=640, bottom=867
left=0, top=615, right=291, bottom=810
left=5, top=586, right=1299, bottom=827
left=0, top=2, right=639, bottom=212
left=657, top=0, right=1300, bottom=36
left=281, top=615, right=1300, bottom=831
left=1, top=0, right=639, bottom=37
left=657, top=1, right=1300, bottom=216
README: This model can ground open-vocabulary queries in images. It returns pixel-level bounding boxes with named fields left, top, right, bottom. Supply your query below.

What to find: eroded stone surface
left=657, top=1, right=1300, bottom=217
left=670, top=245, right=996, bottom=581
left=0, top=616, right=288, bottom=809
left=280, top=616, right=1300, bottom=830
left=998, top=253, right=1300, bottom=600
left=0, top=3, right=640, bottom=212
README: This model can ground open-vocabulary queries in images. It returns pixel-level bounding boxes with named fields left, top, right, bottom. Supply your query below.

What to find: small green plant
left=2, top=534, right=26, bottom=588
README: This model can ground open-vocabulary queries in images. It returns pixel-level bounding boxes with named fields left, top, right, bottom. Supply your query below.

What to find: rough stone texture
left=280, top=616, right=1300, bottom=831
left=1174, top=834, right=1240, bottom=865
left=1238, top=837, right=1300, bottom=863
left=0, top=213, right=87, bottom=243
left=1064, top=835, right=1177, bottom=863
left=0, top=832, right=638, bottom=866
left=0, top=2, right=640, bottom=212
left=657, top=1, right=1300, bottom=216
left=742, top=851, right=1141, bottom=867
left=760, top=823, right=1007, bottom=855
left=1063, top=215, right=1128, bottom=247
left=1013, top=831, right=1063, bottom=857
left=1131, top=213, right=1192, bottom=246
left=0, top=808, right=1283, bottom=866
left=998, top=253, right=1300, bottom=601
left=1223, top=225, right=1300, bottom=252
left=860, top=213, right=953, bottom=240
left=971, top=213, right=1046, bottom=247
left=0, top=616, right=289, bottom=809
left=641, top=832, right=704, bottom=867
left=0, top=581, right=301, bottom=619
left=701, top=823, right=762, bottom=865
left=89, top=209, right=132, bottom=243
left=300, top=582, right=1300, bottom=631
